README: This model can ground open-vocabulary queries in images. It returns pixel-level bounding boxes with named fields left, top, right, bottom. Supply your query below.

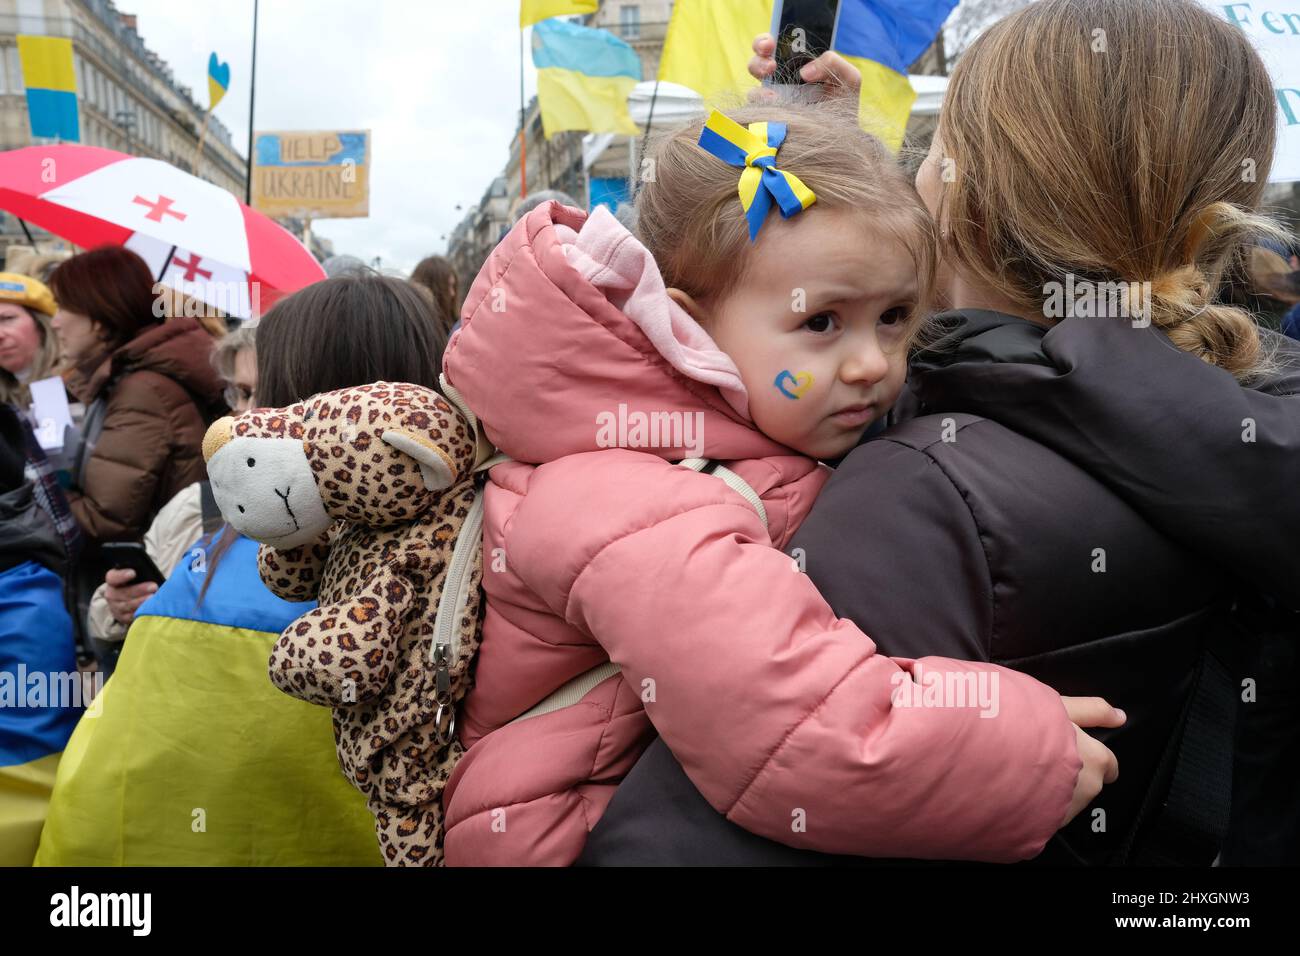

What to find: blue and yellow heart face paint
left=774, top=370, right=815, bottom=400
left=697, top=110, right=817, bottom=241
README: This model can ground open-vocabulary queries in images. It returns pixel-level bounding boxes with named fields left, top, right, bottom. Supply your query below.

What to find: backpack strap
left=507, top=459, right=765, bottom=725
left=198, top=480, right=223, bottom=535
left=511, top=661, right=624, bottom=724
left=439, top=373, right=500, bottom=474
left=678, top=458, right=768, bottom=531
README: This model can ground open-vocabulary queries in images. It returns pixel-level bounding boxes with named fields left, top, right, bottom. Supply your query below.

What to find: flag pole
left=18, top=219, right=39, bottom=250
left=635, top=79, right=660, bottom=198
left=158, top=245, right=177, bottom=283
left=519, top=26, right=528, bottom=200
left=244, top=0, right=259, bottom=204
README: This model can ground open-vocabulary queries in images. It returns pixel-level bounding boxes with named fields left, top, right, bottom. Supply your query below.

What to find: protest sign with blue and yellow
left=532, top=18, right=642, bottom=138
left=16, top=35, right=80, bottom=142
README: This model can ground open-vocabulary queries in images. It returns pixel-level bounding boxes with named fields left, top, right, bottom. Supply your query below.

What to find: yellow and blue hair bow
left=697, top=109, right=817, bottom=241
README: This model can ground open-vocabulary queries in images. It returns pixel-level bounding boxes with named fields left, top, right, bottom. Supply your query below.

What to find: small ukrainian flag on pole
left=16, top=35, right=80, bottom=142
left=532, top=19, right=642, bottom=138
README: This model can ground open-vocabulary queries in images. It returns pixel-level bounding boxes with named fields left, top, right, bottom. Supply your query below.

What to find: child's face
left=683, top=208, right=917, bottom=460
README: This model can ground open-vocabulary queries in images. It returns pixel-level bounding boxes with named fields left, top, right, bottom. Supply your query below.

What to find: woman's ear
left=666, top=288, right=712, bottom=329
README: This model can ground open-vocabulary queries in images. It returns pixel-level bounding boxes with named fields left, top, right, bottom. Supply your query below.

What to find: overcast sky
left=123, top=0, right=542, bottom=273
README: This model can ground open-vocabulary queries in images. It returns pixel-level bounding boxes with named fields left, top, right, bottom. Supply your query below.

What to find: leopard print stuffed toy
left=201, top=381, right=483, bottom=866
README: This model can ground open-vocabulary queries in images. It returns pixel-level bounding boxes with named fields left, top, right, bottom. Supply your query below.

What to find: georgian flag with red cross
left=0, top=145, right=324, bottom=319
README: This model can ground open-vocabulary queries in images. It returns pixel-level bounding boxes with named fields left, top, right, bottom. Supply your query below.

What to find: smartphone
left=101, top=542, right=167, bottom=586
left=769, top=0, right=843, bottom=86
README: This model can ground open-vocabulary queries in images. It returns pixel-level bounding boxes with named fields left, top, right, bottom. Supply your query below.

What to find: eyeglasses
left=223, top=384, right=254, bottom=410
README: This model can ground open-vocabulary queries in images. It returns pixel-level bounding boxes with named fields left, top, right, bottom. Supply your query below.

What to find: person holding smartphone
left=90, top=326, right=259, bottom=644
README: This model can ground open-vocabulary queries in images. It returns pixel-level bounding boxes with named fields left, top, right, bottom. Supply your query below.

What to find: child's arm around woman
left=505, top=446, right=1083, bottom=861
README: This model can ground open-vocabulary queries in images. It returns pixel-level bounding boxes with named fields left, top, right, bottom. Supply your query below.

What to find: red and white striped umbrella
left=0, top=145, right=325, bottom=318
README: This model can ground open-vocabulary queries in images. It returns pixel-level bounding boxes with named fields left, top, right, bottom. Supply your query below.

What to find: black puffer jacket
left=579, top=312, right=1300, bottom=866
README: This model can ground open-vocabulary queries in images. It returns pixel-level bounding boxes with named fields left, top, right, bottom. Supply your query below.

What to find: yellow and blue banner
left=520, top=0, right=598, bottom=28
left=207, top=52, right=230, bottom=110
left=834, top=0, right=958, bottom=150
left=16, top=35, right=80, bottom=142
left=532, top=18, right=642, bottom=138
left=698, top=110, right=816, bottom=240
left=35, top=535, right=379, bottom=866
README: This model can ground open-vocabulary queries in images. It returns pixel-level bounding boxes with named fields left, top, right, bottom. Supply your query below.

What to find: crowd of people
left=1, top=0, right=1297, bottom=868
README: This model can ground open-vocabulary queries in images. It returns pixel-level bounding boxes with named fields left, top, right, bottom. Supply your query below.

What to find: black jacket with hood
left=578, top=312, right=1300, bottom=866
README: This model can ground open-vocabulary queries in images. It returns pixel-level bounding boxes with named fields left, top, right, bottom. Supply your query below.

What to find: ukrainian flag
left=35, top=535, right=379, bottom=866
left=835, top=0, right=958, bottom=150
left=520, top=0, right=598, bottom=27
left=657, top=2, right=956, bottom=151
left=532, top=18, right=642, bottom=138
left=0, top=561, right=81, bottom=866
left=658, top=0, right=772, bottom=103
left=16, top=35, right=80, bottom=142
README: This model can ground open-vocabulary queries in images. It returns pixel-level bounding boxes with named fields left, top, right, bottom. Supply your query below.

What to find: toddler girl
left=440, top=102, right=1114, bottom=865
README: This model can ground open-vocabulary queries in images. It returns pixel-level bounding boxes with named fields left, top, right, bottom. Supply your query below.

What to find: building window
left=5, top=45, right=25, bottom=93
left=620, top=5, right=640, bottom=39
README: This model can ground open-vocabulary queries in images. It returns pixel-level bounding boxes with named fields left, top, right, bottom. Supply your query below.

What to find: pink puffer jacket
left=440, top=202, right=1080, bottom=866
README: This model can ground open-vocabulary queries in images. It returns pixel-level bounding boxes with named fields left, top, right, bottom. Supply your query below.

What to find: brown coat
left=65, top=317, right=224, bottom=543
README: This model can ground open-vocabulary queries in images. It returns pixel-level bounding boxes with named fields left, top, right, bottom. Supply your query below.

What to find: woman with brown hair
left=50, top=246, right=224, bottom=543
left=49, top=246, right=224, bottom=669
left=582, top=0, right=1299, bottom=866
left=409, top=255, right=460, bottom=338
left=88, top=324, right=259, bottom=645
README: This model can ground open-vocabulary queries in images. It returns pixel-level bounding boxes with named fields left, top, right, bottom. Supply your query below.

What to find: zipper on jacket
left=430, top=484, right=486, bottom=742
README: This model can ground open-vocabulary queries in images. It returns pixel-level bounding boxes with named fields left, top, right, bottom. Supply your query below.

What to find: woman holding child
left=577, top=0, right=1300, bottom=865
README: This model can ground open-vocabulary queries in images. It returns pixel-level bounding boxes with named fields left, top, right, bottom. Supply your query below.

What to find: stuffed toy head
left=202, top=381, right=475, bottom=547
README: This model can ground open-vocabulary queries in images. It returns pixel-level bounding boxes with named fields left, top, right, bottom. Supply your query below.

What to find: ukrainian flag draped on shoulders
left=0, top=561, right=81, bottom=866
left=35, top=534, right=379, bottom=866
left=531, top=18, right=642, bottom=137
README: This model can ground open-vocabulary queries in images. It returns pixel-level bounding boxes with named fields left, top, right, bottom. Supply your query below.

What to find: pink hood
left=445, top=202, right=777, bottom=463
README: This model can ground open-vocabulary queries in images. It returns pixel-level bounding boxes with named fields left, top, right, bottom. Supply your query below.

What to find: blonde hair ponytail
left=939, top=0, right=1287, bottom=382
left=1146, top=201, right=1289, bottom=379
